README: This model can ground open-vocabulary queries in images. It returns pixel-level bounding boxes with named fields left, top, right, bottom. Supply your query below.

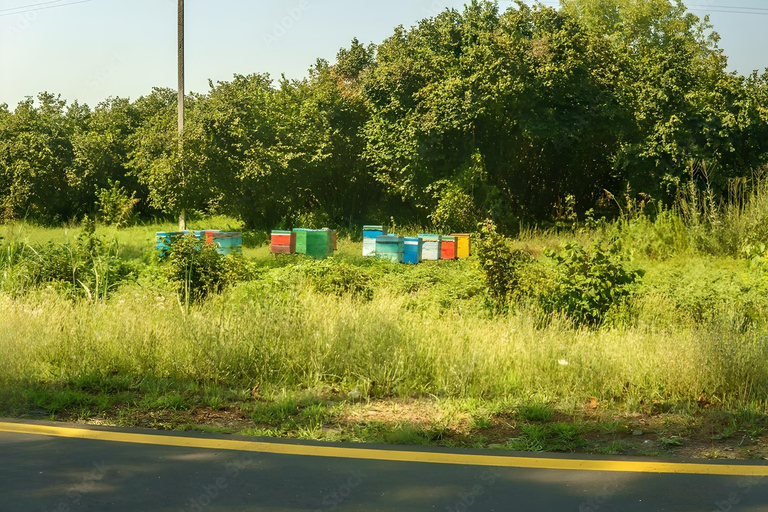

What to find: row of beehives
left=156, top=230, right=243, bottom=256
left=270, top=228, right=338, bottom=258
left=362, top=225, right=470, bottom=264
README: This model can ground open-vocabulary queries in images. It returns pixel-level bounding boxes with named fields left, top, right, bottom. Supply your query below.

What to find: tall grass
left=3, top=176, right=768, bottom=412
left=2, top=279, right=767, bottom=408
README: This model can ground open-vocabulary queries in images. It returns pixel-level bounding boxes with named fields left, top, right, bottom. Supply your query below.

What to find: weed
left=518, top=404, right=554, bottom=423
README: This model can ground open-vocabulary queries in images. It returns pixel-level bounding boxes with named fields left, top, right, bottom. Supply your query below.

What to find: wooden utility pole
left=177, top=0, right=186, bottom=231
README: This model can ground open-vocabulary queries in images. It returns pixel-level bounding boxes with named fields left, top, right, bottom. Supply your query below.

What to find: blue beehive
left=210, top=232, right=243, bottom=256
left=156, top=231, right=187, bottom=256
left=403, top=237, right=423, bottom=264
left=363, top=225, right=387, bottom=257
left=363, top=225, right=388, bottom=238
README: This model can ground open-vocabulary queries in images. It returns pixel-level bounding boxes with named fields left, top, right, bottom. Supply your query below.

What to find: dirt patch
left=341, top=398, right=473, bottom=431
left=190, top=407, right=251, bottom=429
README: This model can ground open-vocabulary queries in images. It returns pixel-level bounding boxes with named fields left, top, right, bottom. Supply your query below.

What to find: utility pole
left=177, top=0, right=186, bottom=231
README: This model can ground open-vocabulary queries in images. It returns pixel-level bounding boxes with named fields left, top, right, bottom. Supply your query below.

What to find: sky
left=0, top=0, right=767, bottom=108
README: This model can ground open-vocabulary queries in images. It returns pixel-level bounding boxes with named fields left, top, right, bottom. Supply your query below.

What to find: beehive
left=322, top=229, right=337, bottom=253
left=451, top=233, right=471, bottom=258
left=363, top=225, right=387, bottom=238
left=363, top=225, right=387, bottom=257
left=210, top=232, right=243, bottom=256
left=202, top=230, right=221, bottom=244
left=440, top=236, right=457, bottom=260
left=375, top=235, right=404, bottom=263
left=403, top=237, right=423, bottom=264
left=156, top=231, right=186, bottom=256
left=271, top=230, right=296, bottom=254
left=291, top=229, right=304, bottom=254
left=191, top=230, right=221, bottom=244
left=363, top=238, right=377, bottom=257
left=305, top=230, right=332, bottom=259
left=419, top=234, right=442, bottom=261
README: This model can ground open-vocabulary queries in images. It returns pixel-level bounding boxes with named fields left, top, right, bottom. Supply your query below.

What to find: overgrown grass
left=3, top=184, right=768, bottom=457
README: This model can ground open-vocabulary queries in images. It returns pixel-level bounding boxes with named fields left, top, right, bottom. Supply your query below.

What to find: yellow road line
left=2, top=421, right=767, bottom=476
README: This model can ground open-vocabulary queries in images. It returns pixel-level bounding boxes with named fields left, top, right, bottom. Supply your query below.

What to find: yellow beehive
left=451, top=233, right=471, bottom=258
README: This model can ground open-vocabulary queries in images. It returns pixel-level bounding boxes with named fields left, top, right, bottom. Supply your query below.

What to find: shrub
left=428, top=181, right=479, bottom=233
left=0, top=217, right=135, bottom=298
left=304, top=259, right=374, bottom=300
left=96, top=180, right=140, bottom=228
left=165, top=235, right=251, bottom=303
left=542, top=241, right=643, bottom=325
left=474, top=220, right=533, bottom=310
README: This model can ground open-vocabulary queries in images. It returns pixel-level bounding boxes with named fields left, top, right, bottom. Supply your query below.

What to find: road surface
left=1, top=419, right=767, bottom=511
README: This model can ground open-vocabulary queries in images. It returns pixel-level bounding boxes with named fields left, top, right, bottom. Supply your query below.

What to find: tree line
left=2, top=0, right=767, bottom=231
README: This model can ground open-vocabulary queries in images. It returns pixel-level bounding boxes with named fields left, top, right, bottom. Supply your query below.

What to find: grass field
left=3, top=203, right=768, bottom=459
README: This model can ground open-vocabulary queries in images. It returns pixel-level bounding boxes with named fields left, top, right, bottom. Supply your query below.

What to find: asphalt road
left=1, top=420, right=768, bottom=512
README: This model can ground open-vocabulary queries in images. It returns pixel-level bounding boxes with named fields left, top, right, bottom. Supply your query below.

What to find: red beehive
left=204, top=230, right=219, bottom=245
left=440, top=236, right=457, bottom=260
left=271, top=230, right=296, bottom=254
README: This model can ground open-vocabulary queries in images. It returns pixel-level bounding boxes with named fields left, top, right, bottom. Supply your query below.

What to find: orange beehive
left=271, top=230, right=296, bottom=254
left=440, top=236, right=457, bottom=260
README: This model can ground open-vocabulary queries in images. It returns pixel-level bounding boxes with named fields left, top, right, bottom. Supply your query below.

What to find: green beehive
left=293, top=228, right=309, bottom=254
left=306, top=230, right=331, bottom=259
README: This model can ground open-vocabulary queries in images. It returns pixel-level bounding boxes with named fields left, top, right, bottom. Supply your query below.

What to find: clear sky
left=1, top=0, right=766, bottom=108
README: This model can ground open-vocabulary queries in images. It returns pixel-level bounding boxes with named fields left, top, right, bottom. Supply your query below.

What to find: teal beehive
left=375, top=235, right=404, bottom=263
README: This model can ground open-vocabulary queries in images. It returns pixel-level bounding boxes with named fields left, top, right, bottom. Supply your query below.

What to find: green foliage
left=2, top=3, right=767, bottom=229
left=0, top=217, right=134, bottom=299
left=474, top=220, right=533, bottom=310
left=96, top=180, right=139, bottom=227
left=164, top=235, right=250, bottom=303
left=507, top=423, right=588, bottom=452
left=543, top=241, right=643, bottom=325
left=518, top=403, right=554, bottom=423
left=303, top=259, right=374, bottom=300
left=428, top=181, right=479, bottom=233
left=639, top=259, right=768, bottom=326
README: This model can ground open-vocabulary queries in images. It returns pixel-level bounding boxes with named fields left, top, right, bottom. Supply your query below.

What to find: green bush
left=96, top=180, right=140, bottom=228
left=542, top=241, right=643, bottom=325
left=0, top=218, right=135, bottom=298
left=638, top=259, right=768, bottom=327
left=303, top=259, right=374, bottom=300
left=165, top=235, right=251, bottom=303
left=428, top=181, right=479, bottom=233
left=474, top=220, right=533, bottom=311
